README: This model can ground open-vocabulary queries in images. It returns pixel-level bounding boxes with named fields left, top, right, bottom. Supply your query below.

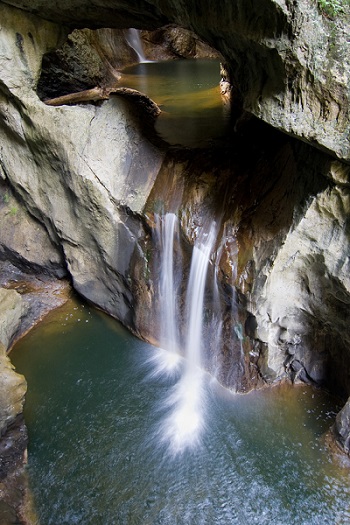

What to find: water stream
left=12, top=301, right=350, bottom=524
left=125, top=28, right=148, bottom=63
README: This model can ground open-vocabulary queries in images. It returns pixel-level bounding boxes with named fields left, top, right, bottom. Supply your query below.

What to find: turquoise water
left=119, top=59, right=230, bottom=147
left=12, top=300, right=350, bottom=525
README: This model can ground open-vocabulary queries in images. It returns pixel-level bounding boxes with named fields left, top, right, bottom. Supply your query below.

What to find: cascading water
left=185, top=222, right=217, bottom=372
left=150, top=214, right=182, bottom=377
left=126, top=28, right=148, bottom=63
left=159, top=213, right=179, bottom=356
left=154, top=215, right=219, bottom=454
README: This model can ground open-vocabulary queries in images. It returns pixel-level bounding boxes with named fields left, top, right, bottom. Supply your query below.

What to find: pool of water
left=119, top=59, right=230, bottom=147
left=11, top=299, right=350, bottom=525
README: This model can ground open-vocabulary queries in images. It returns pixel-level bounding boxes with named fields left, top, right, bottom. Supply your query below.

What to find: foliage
left=318, top=0, right=350, bottom=17
left=2, top=191, right=10, bottom=204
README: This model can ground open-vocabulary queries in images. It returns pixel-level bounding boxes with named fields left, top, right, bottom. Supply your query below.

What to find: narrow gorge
left=0, top=0, right=350, bottom=522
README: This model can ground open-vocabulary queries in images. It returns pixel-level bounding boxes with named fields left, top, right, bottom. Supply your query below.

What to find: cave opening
left=36, top=25, right=235, bottom=148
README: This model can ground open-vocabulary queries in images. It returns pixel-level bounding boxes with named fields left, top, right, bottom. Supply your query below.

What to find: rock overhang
left=1, top=0, right=349, bottom=163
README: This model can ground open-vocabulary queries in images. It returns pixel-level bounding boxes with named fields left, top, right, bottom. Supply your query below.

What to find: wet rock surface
left=0, top=416, right=31, bottom=525
left=334, top=400, right=350, bottom=454
left=0, top=301, right=26, bottom=523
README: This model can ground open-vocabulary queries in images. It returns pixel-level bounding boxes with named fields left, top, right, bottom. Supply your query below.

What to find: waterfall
left=156, top=217, right=218, bottom=454
left=149, top=214, right=181, bottom=377
left=185, top=222, right=217, bottom=372
left=160, top=213, right=179, bottom=355
left=126, top=28, right=147, bottom=63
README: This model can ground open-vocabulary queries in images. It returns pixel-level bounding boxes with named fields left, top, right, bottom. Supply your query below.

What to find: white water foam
left=152, top=213, right=181, bottom=381
left=159, top=367, right=206, bottom=455
left=147, top=347, right=182, bottom=379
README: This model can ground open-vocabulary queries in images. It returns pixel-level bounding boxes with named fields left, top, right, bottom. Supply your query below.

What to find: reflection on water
left=12, top=300, right=350, bottom=525
left=119, top=59, right=230, bottom=147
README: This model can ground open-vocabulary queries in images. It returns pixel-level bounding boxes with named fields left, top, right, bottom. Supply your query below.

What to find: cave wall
left=1, top=0, right=349, bottom=163
left=37, top=28, right=134, bottom=99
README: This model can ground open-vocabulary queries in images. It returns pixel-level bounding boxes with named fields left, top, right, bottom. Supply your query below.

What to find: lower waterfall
left=153, top=214, right=220, bottom=453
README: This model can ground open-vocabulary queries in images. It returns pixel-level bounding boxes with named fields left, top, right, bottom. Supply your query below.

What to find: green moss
left=318, top=0, right=350, bottom=17
left=2, top=191, right=10, bottom=204
left=144, top=248, right=152, bottom=280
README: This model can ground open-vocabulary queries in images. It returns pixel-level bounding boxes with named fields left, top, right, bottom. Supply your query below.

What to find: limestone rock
left=0, top=288, right=27, bottom=434
left=0, top=182, right=66, bottom=277
left=0, top=288, right=25, bottom=350
left=251, top=160, right=350, bottom=396
left=0, top=0, right=169, bottom=30
left=0, top=343, right=26, bottom=436
left=0, top=2, right=164, bottom=326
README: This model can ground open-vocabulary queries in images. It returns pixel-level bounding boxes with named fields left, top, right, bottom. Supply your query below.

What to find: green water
left=119, top=59, right=230, bottom=147
left=12, top=299, right=350, bottom=525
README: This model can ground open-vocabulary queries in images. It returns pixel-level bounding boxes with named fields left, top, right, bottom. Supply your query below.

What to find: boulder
left=141, top=25, right=220, bottom=61
left=0, top=342, right=26, bottom=436
left=334, top=398, right=350, bottom=453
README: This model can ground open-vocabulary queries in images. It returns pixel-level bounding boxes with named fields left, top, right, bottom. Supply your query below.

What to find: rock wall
left=0, top=2, right=164, bottom=326
left=37, top=28, right=131, bottom=100
left=0, top=278, right=27, bottom=449
left=0, top=289, right=28, bottom=524
left=252, top=159, right=350, bottom=394
left=141, top=25, right=220, bottom=61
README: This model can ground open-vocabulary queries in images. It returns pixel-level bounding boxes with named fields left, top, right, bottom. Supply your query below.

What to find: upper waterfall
left=126, top=28, right=148, bottom=63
